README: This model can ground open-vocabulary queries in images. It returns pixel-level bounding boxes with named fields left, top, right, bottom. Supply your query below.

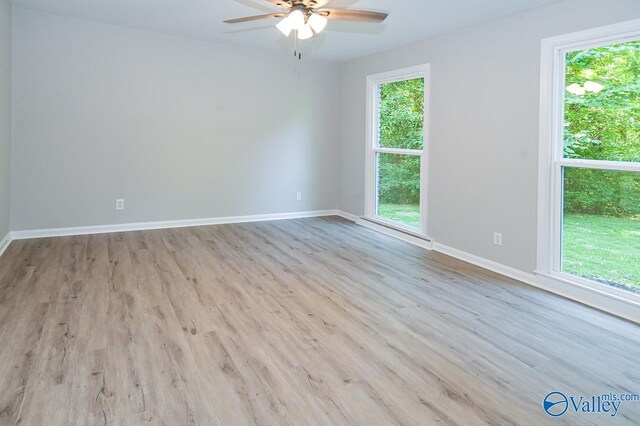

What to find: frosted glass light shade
left=297, top=24, right=313, bottom=40
left=276, top=17, right=293, bottom=36
left=288, top=9, right=305, bottom=30
left=308, top=13, right=327, bottom=33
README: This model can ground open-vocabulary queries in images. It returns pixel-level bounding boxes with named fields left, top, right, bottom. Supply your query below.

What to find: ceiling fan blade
left=223, top=13, right=285, bottom=24
left=320, top=9, right=388, bottom=23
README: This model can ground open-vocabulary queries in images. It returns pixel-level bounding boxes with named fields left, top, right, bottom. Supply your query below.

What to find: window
left=365, top=65, right=429, bottom=236
left=539, top=20, right=640, bottom=301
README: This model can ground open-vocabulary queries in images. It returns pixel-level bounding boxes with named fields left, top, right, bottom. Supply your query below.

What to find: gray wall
left=11, top=8, right=340, bottom=231
left=0, top=0, right=10, bottom=238
left=9, top=1, right=640, bottom=277
left=338, top=0, right=640, bottom=274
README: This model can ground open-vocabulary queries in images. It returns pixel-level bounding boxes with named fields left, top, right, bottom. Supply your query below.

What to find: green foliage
left=563, top=214, right=640, bottom=290
left=379, top=78, right=424, bottom=150
left=377, top=78, right=424, bottom=205
left=378, top=204, right=421, bottom=229
left=564, top=41, right=640, bottom=217
left=564, top=168, right=640, bottom=217
left=378, top=154, right=421, bottom=205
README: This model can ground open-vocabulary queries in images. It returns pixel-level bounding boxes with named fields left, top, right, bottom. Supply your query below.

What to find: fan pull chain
left=293, top=31, right=302, bottom=61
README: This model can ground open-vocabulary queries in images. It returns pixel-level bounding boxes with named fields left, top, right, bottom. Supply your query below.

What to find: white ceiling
left=11, top=0, right=563, bottom=62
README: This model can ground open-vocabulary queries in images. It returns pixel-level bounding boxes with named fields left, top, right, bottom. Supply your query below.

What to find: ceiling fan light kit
left=297, top=23, right=314, bottom=40
left=276, top=7, right=326, bottom=39
left=308, top=13, right=327, bottom=34
left=287, top=7, right=306, bottom=31
left=276, top=17, right=294, bottom=36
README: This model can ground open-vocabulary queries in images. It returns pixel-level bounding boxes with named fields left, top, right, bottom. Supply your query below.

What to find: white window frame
left=537, top=19, right=640, bottom=305
left=364, top=64, right=431, bottom=237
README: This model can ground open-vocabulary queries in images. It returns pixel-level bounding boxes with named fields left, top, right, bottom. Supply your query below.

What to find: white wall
left=338, top=0, right=640, bottom=274
left=11, top=8, right=340, bottom=231
left=0, top=0, right=10, bottom=238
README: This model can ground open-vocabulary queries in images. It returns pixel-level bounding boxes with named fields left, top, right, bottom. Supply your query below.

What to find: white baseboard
left=0, top=232, right=11, bottom=257
left=433, top=243, right=538, bottom=286
left=4, top=209, right=637, bottom=324
left=11, top=209, right=349, bottom=241
left=433, top=242, right=639, bottom=324
left=333, top=210, right=359, bottom=222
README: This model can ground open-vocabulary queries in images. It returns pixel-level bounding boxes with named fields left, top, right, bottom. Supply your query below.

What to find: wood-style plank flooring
left=0, top=216, right=638, bottom=425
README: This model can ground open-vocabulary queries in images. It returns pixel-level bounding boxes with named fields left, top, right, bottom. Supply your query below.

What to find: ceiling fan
left=223, top=0, right=388, bottom=41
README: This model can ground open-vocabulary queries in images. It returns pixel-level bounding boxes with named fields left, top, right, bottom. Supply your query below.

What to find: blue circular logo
left=543, top=392, right=568, bottom=417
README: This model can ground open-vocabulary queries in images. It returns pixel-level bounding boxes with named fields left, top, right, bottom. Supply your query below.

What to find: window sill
left=357, top=216, right=432, bottom=250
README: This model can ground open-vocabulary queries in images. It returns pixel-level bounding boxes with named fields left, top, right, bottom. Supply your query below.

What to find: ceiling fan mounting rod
left=288, top=0, right=318, bottom=7
left=288, top=2, right=318, bottom=16
left=290, top=5, right=308, bottom=15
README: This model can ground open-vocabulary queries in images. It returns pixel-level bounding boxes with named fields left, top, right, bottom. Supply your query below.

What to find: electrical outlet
left=116, top=199, right=125, bottom=210
left=494, top=232, right=503, bottom=246
left=296, top=192, right=302, bottom=201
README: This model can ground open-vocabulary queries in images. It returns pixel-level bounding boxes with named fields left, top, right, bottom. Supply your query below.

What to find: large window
left=539, top=21, right=640, bottom=302
left=365, top=65, right=429, bottom=235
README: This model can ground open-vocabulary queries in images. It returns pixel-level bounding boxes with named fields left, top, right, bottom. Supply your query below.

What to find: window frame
left=364, top=64, right=431, bottom=237
left=538, top=19, right=640, bottom=303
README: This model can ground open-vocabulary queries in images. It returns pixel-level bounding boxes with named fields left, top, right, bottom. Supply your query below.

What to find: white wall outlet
left=116, top=199, right=125, bottom=210
left=493, top=232, right=503, bottom=246
left=296, top=192, right=302, bottom=201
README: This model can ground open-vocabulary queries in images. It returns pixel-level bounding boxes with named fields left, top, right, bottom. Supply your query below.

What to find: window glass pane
left=563, top=40, right=640, bottom=162
left=378, top=78, right=424, bottom=150
left=562, top=167, right=640, bottom=292
left=377, top=153, right=421, bottom=229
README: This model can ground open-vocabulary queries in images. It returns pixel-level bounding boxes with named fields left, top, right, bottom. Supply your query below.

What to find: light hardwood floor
left=0, top=217, right=638, bottom=425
